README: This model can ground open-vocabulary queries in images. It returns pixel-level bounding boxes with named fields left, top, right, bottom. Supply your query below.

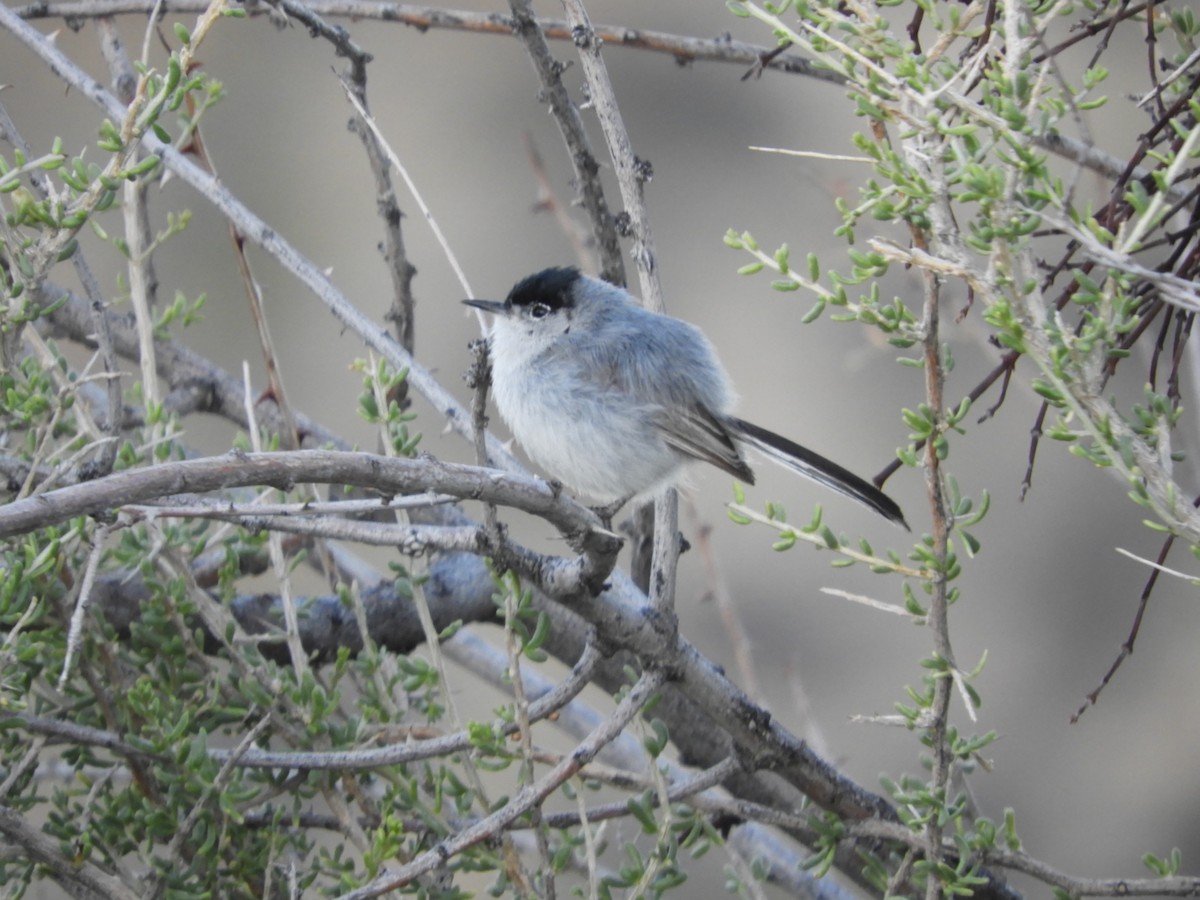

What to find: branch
left=0, top=805, right=140, bottom=900
left=0, top=448, right=622, bottom=594
left=339, top=667, right=669, bottom=898
left=12, top=0, right=843, bottom=82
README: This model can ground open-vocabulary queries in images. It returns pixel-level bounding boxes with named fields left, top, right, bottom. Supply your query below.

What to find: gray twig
left=507, top=0, right=624, bottom=284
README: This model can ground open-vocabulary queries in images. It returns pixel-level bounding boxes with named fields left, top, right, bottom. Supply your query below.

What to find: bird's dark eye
left=529, top=303, right=552, bottom=320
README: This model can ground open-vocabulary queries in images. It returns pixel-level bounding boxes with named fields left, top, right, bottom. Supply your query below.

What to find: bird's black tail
left=729, top=417, right=908, bottom=530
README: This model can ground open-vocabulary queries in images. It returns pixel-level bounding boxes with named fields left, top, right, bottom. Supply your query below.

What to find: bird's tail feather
left=729, top=417, right=908, bottom=529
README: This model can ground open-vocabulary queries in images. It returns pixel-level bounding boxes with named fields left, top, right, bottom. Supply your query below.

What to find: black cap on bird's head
left=507, top=267, right=581, bottom=311
left=463, top=266, right=583, bottom=317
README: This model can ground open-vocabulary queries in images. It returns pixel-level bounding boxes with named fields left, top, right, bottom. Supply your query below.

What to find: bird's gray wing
left=652, top=404, right=755, bottom=484
left=556, top=312, right=752, bottom=481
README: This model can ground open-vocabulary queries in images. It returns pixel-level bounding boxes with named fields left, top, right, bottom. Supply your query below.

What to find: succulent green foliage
left=720, top=0, right=1200, bottom=894
left=355, top=357, right=422, bottom=456
left=0, top=51, right=220, bottom=330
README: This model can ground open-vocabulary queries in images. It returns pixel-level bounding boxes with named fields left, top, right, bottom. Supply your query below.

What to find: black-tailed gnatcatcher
left=464, top=267, right=906, bottom=528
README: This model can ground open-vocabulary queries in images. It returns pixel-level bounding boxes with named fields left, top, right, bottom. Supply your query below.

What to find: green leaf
left=774, top=243, right=790, bottom=273
left=801, top=297, right=826, bottom=323
left=627, top=794, right=658, bottom=834
left=727, top=505, right=752, bottom=525
left=960, top=530, right=981, bottom=556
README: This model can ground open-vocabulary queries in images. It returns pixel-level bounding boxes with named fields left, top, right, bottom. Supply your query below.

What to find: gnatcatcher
left=464, top=267, right=906, bottom=528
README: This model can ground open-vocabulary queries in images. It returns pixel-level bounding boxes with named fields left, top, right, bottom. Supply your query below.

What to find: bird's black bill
left=729, top=417, right=908, bottom=530
left=463, top=298, right=508, bottom=315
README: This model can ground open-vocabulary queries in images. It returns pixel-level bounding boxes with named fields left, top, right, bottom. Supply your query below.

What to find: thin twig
left=244, top=361, right=310, bottom=681
left=504, top=575, right=557, bottom=899
left=917, top=231, right=954, bottom=900
left=507, top=0, right=624, bottom=285
left=338, top=667, right=668, bottom=898
left=558, top=0, right=680, bottom=624
left=341, top=81, right=473, bottom=299
left=58, top=524, right=111, bottom=690
left=524, top=133, right=593, bottom=268
left=684, top=498, right=763, bottom=704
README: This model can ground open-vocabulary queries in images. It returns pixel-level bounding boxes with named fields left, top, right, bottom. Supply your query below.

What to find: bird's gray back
left=556, top=299, right=733, bottom=414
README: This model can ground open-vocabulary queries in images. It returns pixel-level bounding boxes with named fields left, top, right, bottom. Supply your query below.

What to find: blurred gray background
left=3, top=0, right=1198, bottom=892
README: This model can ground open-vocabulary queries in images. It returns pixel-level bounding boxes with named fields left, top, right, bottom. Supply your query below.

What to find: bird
left=464, top=266, right=906, bottom=528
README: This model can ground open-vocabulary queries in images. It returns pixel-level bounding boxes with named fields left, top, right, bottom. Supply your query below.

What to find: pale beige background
left=2, top=1, right=1198, bottom=893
